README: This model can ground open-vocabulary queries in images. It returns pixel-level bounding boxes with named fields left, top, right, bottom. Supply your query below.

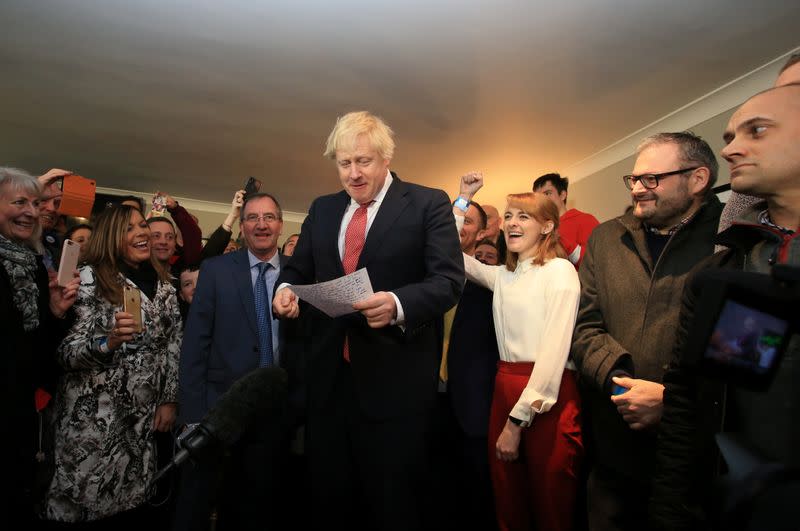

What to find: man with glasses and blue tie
left=175, top=191, right=295, bottom=531
left=571, top=132, right=724, bottom=530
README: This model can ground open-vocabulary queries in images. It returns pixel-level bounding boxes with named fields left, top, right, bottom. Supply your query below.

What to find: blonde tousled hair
left=323, top=111, right=395, bottom=161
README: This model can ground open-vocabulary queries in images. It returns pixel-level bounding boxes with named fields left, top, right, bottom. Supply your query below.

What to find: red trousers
left=489, top=361, right=584, bottom=531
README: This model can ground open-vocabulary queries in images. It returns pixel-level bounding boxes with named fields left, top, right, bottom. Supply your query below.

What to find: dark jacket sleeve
left=178, top=258, right=217, bottom=424
left=170, top=203, right=203, bottom=266
left=391, top=188, right=464, bottom=331
left=276, top=200, right=317, bottom=288
left=201, top=225, right=232, bottom=262
left=36, top=260, right=74, bottom=393
left=650, top=257, right=726, bottom=531
left=280, top=301, right=311, bottom=427
left=571, top=231, right=633, bottom=392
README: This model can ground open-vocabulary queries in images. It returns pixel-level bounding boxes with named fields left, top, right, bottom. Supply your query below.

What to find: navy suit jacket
left=179, top=249, right=296, bottom=424
left=277, top=174, right=464, bottom=420
left=446, top=280, right=499, bottom=438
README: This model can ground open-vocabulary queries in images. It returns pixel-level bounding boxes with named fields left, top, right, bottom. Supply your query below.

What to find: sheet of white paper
left=290, top=268, right=374, bottom=318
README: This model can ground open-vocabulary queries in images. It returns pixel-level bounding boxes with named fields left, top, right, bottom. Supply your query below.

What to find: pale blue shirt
left=248, top=249, right=281, bottom=365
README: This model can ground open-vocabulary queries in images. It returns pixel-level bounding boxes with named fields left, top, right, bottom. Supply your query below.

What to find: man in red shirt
left=533, top=173, right=599, bottom=269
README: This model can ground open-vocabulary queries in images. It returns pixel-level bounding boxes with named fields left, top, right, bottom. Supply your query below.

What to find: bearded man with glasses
left=571, top=131, right=723, bottom=531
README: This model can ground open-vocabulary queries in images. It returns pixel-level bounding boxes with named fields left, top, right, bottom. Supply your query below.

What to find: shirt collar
left=349, top=170, right=393, bottom=208
left=643, top=209, right=698, bottom=236
left=515, top=258, right=536, bottom=274
left=758, top=208, right=795, bottom=235
left=248, top=249, right=280, bottom=270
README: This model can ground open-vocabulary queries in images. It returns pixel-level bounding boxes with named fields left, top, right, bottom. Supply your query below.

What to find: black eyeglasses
left=622, top=167, right=699, bottom=190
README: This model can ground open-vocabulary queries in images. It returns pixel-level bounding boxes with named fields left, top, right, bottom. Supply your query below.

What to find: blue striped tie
left=254, top=262, right=274, bottom=367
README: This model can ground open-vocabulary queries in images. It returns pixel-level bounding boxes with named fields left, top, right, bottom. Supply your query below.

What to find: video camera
left=682, top=264, right=800, bottom=531
left=684, top=264, right=799, bottom=391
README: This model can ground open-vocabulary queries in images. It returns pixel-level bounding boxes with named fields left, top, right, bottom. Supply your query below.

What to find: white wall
left=566, top=50, right=796, bottom=222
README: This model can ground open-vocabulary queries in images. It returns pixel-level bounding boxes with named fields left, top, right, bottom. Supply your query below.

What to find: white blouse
left=457, top=214, right=580, bottom=424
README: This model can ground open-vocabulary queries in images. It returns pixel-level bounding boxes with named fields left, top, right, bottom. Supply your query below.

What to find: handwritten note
left=290, top=268, right=374, bottom=317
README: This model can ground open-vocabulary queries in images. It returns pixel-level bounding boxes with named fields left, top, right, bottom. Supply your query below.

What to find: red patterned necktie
left=342, top=202, right=370, bottom=362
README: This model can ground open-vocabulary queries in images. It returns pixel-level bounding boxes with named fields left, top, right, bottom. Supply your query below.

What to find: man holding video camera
left=650, top=82, right=800, bottom=530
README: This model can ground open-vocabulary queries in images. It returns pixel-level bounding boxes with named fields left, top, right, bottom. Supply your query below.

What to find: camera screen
left=703, top=300, right=789, bottom=375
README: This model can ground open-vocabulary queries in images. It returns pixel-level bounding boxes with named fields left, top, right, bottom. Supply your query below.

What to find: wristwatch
left=508, top=415, right=525, bottom=426
left=453, top=196, right=470, bottom=213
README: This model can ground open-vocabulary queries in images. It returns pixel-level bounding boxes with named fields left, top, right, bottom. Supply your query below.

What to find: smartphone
left=57, top=239, right=81, bottom=286
left=123, top=285, right=143, bottom=333
left=151, top=194, right=167, bottom=215
left=59, top=174, right=97, bottom=218
left=243, top=176, right=261, bottom=199
left=611, top=384, right=628, bottom=396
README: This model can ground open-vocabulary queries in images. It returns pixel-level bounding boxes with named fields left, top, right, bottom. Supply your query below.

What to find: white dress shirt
left=335, top=171, right=406, bottom=325
left=455, top=212, right=580, bottom=424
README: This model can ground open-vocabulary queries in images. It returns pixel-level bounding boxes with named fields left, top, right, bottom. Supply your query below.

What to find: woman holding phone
left=43, top=204, right=182, bottom=526
left=1, top=167, right=80, bottom=527
left=453, top=173, right=583, bottom=531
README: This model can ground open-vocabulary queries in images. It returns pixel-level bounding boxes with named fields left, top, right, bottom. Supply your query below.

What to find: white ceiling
left=2, top=0, right=799, bottom=213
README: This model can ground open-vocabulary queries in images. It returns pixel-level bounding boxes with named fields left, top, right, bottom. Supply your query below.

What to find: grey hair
left=0, top=166, right=42, bottom=198
left=0, top=167, right=44, bottom=251
left=636, top=132, right=719, bottom=197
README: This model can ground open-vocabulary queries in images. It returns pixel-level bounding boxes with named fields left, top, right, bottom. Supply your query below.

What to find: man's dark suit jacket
left=175, top=248, right=302, bottom=531
left=447, top=280, right=499, bottom=438
left=179, top=249, right=299, bottom=424
left=276, top=174, right=464, bottom=420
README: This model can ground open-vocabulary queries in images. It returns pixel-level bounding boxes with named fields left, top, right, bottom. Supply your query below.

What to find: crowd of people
left=3, top=52, right=798, bottom=531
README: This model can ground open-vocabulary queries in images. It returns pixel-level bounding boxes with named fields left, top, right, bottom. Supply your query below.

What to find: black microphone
left=150, top=366, right=288, bottom=485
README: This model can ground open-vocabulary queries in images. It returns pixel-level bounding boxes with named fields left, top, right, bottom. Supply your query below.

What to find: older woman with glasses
left=43, top=204, right=182, bottom=526
left=0, top=167, right=80, bottom=526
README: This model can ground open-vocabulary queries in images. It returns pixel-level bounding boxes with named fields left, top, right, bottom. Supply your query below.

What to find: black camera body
left=683, top=264, right=799, bottom=392
left=682, top=264, right=800, bottom=530
left=243, top=176, right=261, bottom=200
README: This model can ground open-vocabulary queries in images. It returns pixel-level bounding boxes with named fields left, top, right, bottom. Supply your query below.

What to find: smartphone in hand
left=611, top=384, right=628, bottom=396
left=59, top=175, right=97, bottom=218
left=123, top=285, right=143, bottom=333
left=243, top=176, right=261, bottom=199
left=151, top=194, right=167, bottom=216
left=57, top=239, right=81, bottom=287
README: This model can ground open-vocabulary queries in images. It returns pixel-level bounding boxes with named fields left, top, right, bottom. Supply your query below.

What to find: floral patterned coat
left=43, top=265, right=181, bottom=522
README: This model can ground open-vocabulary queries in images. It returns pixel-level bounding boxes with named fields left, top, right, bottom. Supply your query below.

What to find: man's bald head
left=721, top=84, right=800, bottom=200
left=776, top=53, right=800, bottom=87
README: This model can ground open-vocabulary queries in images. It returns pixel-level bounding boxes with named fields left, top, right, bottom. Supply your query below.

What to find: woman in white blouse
left=454, top=172, right=583, bottom=531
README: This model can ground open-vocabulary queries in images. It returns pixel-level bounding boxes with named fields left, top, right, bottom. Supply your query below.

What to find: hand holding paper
left=286, top=268, right=374, bottom=318
left=352, top=292, right=397, bottom=328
